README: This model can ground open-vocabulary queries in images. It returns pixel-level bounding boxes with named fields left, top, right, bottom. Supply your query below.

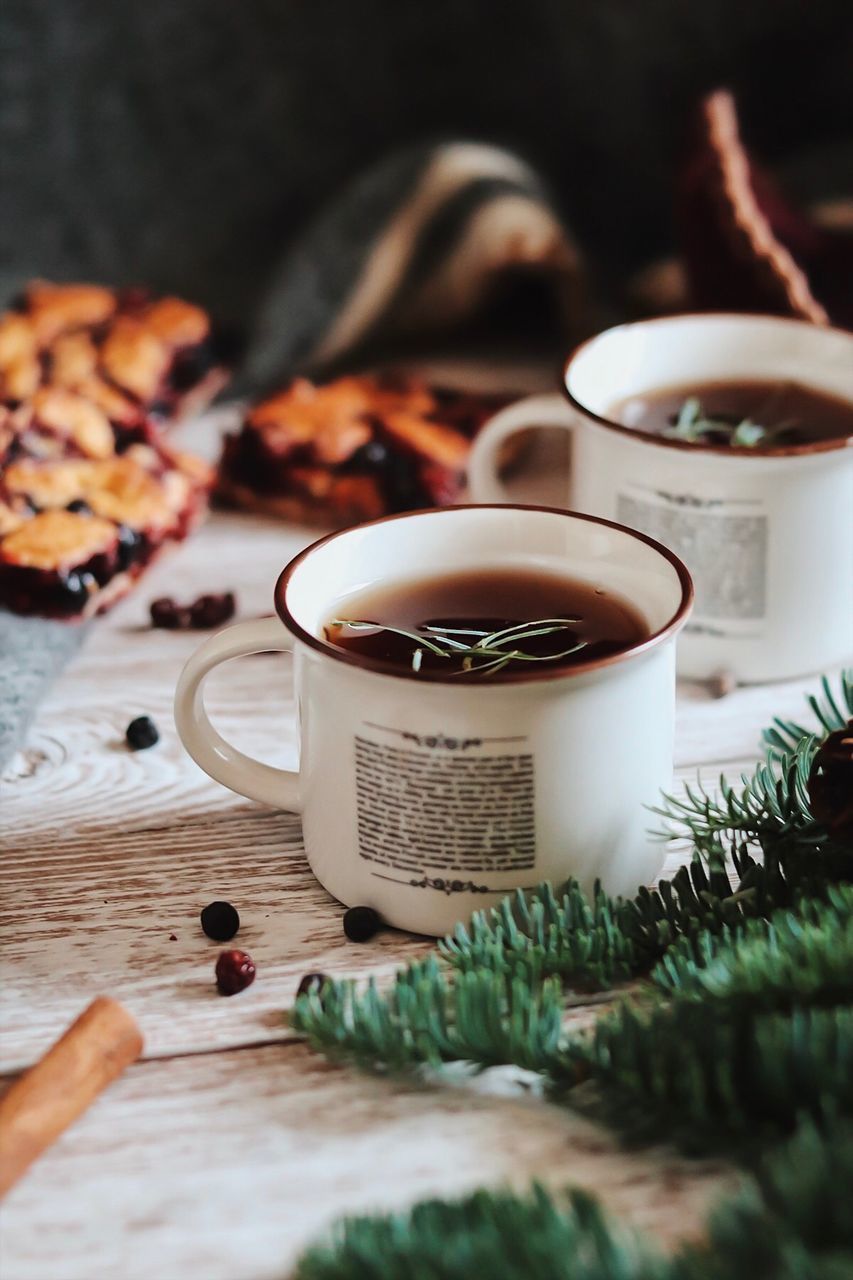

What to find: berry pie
left=218, top=375, right=509, bottom=527
left=0, top=280, right=231, bottom=430
left=0, top=401, right=211, bottom=619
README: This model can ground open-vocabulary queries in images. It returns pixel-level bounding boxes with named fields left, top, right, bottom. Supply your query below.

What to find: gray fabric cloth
left=244, top=140, right=582, bottom=389
left=0, top=615, right=88, bottom=772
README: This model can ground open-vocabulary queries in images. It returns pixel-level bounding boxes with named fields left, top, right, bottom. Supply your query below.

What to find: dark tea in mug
left=324, top=567, right=649, bottom=678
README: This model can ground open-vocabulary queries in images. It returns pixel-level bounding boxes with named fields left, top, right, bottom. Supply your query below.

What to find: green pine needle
left=650, top=885, right=853, bottom=1010
left=674, top=1119, right=853, bottom=1279
left=439, top=879, right=639, bottom=989
left=762, top=671, right=853, bottom=757
left=294, top=1183, right=668, bottom=1280
left=293, top=1122, right=853, bottom=1280
left=563, top=1001, right=853, bottom=1153
left=655, top=669, right=853, bottom=884
left=291, top=958, right=567, bottom=1076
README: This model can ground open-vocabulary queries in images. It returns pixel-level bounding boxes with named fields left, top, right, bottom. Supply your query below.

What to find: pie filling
left=221, top=427, right=464, bottom=513
left=0, top=282, right=220, bottom=617
left=219, top=379, right=507, bottom=518
left=0, top=497, right=204, bottom=618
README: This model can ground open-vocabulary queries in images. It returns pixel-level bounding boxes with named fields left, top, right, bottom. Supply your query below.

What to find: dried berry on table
left=200, top=900, right=240, bottom=942
left=190, top=592, right=236, bottom=629
left=215, top=950, right=256, bottom=996
left=149, top=597, right=192, bottom=629
left=125, top=715, right=159, bottom=751
left=296, top=972, right=329, bottom=1000
left=343, top=906, right=380, bottom=943
left=149, top=591, right=236, bottom=630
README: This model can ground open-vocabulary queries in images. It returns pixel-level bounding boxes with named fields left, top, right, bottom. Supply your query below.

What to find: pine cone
left=808, top=719, right=853, bottom=842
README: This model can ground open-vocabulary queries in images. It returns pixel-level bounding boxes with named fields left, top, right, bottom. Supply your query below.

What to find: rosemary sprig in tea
left=330, top=617, right=587, bottom=676
left=669, top=397, right=791, bottom=447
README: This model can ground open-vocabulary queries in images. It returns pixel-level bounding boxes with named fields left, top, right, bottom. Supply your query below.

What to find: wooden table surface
left=0, top=404, right=839, bottom=1280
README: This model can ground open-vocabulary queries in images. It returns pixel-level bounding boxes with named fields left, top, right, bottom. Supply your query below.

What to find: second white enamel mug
left=469, top=314, right=853, bottom=683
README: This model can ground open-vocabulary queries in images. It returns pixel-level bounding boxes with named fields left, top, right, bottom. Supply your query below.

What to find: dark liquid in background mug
left=611, top=379, right=852, bottom=446
left=324, top=567, right=649, bottom=678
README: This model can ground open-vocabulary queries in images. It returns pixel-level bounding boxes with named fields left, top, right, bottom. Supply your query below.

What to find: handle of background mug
left=174, top=616, right=300, bottom=811
left=468, top=392, right=578, bottom=503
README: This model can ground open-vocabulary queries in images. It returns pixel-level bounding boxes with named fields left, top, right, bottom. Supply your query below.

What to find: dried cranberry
left=190, top=592, right=236, bottom=629
left=125, top=715, right=159, bottom=750
left=200, top=900, right=240, bottom=942
left=215, top=949, right=256, bottom=996
left=296, top=972, right=329, bottom=1000
left=149, top=592, right=236, bottom=630
left=149, top=597, right=189, bottom=629
left=343, top=906, right=380, bottom=943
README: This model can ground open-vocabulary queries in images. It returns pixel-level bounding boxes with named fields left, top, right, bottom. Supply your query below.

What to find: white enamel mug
left=469, top=315, right=853, bottom=683
left=175, top=506, right=692, bottom=935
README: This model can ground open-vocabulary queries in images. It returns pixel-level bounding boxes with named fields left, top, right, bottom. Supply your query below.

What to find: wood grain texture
left=0, top=1041, right=731, bottom=1280
left=0, top=405, right=833, bottom=1278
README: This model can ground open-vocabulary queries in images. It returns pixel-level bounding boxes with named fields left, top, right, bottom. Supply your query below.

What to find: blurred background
left=2, top=0, right=852, bottom=359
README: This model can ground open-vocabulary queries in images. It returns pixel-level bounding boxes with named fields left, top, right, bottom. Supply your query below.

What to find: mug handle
left=174, top=616, right=300, bottom=811
left=468, top=392, right=578, bottom=503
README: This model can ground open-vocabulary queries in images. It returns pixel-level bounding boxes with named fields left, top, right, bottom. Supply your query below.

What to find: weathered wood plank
left=0, top=803, right=423, bottom=1074
left=0, top=782, right=728, bottom=1074
left=0, top=1041, right=730, bottom=1280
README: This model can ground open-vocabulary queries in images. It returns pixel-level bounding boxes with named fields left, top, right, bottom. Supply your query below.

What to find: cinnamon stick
left=0, top=996, right=143, bottom=1198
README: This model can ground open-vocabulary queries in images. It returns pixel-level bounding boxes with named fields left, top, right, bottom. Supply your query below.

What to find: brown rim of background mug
left=563, top=313, right=853, bottom=459
left=274, top=504, right=694, bottom=685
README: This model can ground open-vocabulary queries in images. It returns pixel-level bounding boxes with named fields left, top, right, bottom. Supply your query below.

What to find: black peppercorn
left=125, top=715, right=159, bottom=751
left=343, top=906, right=380, bottom=943
left=200, top=900, right=240, bottom=942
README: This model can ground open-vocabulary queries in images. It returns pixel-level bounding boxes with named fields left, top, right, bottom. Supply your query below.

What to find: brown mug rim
left=562, top=312, right=853, bottom=458
left=274, top=504, right=694, bottom=684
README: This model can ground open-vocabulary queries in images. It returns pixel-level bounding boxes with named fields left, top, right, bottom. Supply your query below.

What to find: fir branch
left=443, top=853, right=791, bottom=994
left=291, top=861, right=767, bottom=1074
left=291, top=958, right=566, bottom=1076
left=293, top=1121, right=853, bottom=1280
left=762, top=670, right=853, bottom=757
left=293, top=868, right=853, bottom=1151
left=557, top=886, right=853, bottom=1151
left=560, top=1001, right=853, bottom=1153
left=653, top=738, right=827, bottom=857
left=674, top=1120, right=853, bottom=1279
left=654, top=670, right=853, bottom=895
left=650, top=885, right=853, bottom=1011
left=294, top=1183, right=668, bottom=1280
left=439, top=880, right=639, bottom=989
